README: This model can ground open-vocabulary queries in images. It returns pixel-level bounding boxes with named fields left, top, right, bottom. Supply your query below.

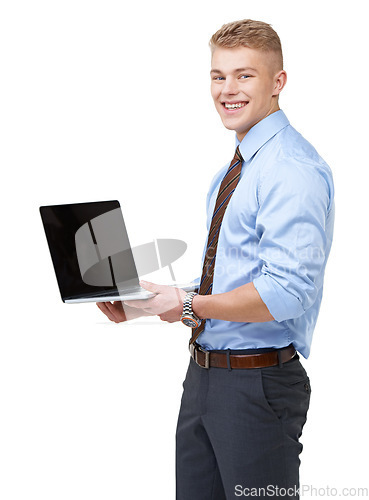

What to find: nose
left=223, top=76, right=238, bottom=95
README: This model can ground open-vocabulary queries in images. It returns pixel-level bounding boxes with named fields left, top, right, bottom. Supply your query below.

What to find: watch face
left=181, top=316, right=199, bottom=328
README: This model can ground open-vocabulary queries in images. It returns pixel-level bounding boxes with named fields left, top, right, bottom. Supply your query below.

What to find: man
left=97, top=19, right=334, bottom=500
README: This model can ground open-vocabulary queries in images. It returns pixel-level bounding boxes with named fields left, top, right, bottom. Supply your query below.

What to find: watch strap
left=182, top=291, right=198, bottom=317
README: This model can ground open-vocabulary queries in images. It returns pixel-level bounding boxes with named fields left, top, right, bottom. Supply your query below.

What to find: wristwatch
left=180, top=292, right=202, bottom=328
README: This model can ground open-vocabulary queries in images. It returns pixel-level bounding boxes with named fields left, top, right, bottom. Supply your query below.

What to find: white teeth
left=224, top=102, right=246, bottom=109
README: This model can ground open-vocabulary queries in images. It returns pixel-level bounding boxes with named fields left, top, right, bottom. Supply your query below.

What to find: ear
left=272, top=70, right=287, bottom=96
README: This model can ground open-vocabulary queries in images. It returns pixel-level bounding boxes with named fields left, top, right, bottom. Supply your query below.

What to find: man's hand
left=96, top=301, right=153, bottom=323
left=126, top=281, right=186, bottom=323
left=96, top=281, right=187, bottom=324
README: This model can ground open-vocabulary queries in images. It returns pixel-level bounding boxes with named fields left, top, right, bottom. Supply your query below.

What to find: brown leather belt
left=189, top=343, right=296, bottom=369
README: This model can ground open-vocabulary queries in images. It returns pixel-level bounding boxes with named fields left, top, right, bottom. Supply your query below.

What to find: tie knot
left=235, top=146, right=243, bottom=163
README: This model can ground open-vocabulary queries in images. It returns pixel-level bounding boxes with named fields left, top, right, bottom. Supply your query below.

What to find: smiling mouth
left=222, top=102, right=248, bottom=110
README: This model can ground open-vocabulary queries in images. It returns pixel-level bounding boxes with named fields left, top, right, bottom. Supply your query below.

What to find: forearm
left=192, top=282, right=275, bottom=323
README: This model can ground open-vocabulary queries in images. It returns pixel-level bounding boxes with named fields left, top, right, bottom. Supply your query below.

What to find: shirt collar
left=236, top=109, right=290, bottom=162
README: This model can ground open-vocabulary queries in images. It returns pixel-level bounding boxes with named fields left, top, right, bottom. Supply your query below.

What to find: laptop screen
left=40, top=200, right=140, bottom=301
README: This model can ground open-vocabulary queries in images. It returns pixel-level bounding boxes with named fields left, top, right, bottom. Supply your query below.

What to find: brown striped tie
left=189, top=146, right=243, bottom=345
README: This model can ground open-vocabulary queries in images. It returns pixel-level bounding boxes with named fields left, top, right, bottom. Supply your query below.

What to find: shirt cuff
left=253, top=273, right=305, bottom=322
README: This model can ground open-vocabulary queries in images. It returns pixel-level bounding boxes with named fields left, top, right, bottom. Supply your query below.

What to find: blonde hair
left=210, top=19, right=283, bottom=70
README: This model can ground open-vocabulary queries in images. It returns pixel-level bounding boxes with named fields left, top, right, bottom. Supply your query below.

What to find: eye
left=212, top=76, right=225, bottom=81
left=240, top=74, right=251, bottom=79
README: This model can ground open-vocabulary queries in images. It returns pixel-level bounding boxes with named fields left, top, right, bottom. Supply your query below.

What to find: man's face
left=210, top=46, right=285, bottom=141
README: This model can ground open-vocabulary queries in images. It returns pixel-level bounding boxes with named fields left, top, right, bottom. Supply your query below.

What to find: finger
left=124, top=297, right=155, bottom=309
left=96, top=302, right=119, bottom=322
left=97, top=302, right=113, bottom=316
left=139, top=280, right=166, bottom=294
left=105, top=301, right=126, bottom=322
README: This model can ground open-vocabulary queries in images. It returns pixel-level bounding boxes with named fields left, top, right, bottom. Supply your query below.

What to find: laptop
left=40, top=200, right=196, bottom=303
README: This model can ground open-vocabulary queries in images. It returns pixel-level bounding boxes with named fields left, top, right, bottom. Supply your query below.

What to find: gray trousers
left=176, top=351, right=311, bottom=500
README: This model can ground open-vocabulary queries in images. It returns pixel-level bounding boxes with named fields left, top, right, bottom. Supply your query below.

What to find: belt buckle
left=196, top=345, right=210, bottom=369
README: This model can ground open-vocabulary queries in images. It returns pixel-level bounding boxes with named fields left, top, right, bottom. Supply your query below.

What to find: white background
left=0, top=0, right=368, bottom=498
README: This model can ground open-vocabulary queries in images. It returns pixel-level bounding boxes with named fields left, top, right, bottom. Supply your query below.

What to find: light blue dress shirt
left=197, top=110, right=335, bottom=358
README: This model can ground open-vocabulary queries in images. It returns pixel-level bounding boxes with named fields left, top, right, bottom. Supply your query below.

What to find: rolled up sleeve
left=253, top=158, right=333, bottom=322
